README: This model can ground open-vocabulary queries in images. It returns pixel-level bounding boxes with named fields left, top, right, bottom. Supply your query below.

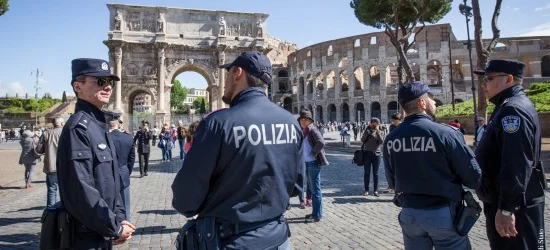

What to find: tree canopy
left=350, top=0, right=452, bottom=83
left=62, top=91, right=67, bottom=103
left=0, top=0, right=9, bottom=16
left=193, top=97, right=208, bottom=114
left=170, top=80, right=189, bottom=109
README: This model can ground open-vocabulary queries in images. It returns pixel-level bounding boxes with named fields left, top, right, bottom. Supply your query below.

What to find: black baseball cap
left=219, top=51, right=272, bottom=85
left=398, top=81, right=441, bottom=106
left=71, top=58, right=120, bottom=81
left=473, top=59, right=525, bottom=78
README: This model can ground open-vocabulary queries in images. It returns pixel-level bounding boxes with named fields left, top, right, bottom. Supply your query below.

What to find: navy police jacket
left=475, top=85, right=544, bottom=212
left=383, top=113, right=481, bottom=208
left=109, top=129, right=135, bottom=188
left=172, top=87, right=305, bottom=223
left=57, top=99, right=125, bottom=239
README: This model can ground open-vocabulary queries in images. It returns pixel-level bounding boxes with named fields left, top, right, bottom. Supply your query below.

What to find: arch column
left=157, top=47, right=166, bottom=113
left=348, top=72, right=355, bottom=98
left=334, top=74, right=341, bottom=98
left=114, top=47, right=122, bottom=112
left=381, top=101, right=388, bottom=123
left=530, top=61, right=542, bottom=77
left=218, top=50, right=226, bottom=108
left=441, top=63, right=450, bottom=103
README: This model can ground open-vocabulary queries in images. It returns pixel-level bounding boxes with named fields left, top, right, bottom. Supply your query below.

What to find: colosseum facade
left=271, top=23, right=550, bottom=123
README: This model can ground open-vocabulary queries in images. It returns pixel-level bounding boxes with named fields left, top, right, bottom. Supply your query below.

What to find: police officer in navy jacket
left=57, top=58, right=135, bottom=249
left=172, top=51, right=304, bottom=249
left=474, top=60, right=546, bottom=250
left=383, top=81, right=481, bottom=249
left=109, top=119, right=135, bottom=222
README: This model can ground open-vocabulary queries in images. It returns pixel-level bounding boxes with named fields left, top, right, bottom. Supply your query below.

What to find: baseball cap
left=219, top=51, right=273, bottom=85
left=398, top=81, right=441, bottom=106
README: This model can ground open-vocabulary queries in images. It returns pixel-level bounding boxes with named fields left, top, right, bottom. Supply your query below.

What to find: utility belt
left=39, top=202, right=75, bottom=250
left=175, top=215, right=289, bottom=250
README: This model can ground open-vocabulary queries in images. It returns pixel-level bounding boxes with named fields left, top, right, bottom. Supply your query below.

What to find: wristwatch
left=501, top=210, right=513, bottom=216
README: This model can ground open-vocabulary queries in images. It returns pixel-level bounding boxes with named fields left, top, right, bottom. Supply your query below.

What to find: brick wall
left=436, top=112, right=550, bottom=137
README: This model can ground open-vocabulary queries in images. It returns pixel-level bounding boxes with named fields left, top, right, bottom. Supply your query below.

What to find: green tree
left=174, top=103, right=191, bottom=114
left=0, top=0, right=8, bottom=16
left=170, top=80, right=189, bottom=109
left=193, top=97, right=208, bottom=114
left=350, top=0, right=451, bottom=83
left=62, top=91, right=67, bottom=103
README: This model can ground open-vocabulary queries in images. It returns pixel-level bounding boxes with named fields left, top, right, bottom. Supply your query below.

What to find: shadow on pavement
left=0, top=233, right=39, bottom=248
left=137, top=209, right=178, bottom=215
left=10, top=206, right=45, bottom=213
left=331, top=197, right=393, bottom=204
left=133, top=225, right=180, bottom=236
left=0, top=186, right=22, bottom=190
left=0, top=217, right=40, bottom=227
left=285, top=217, right=306, bottom=224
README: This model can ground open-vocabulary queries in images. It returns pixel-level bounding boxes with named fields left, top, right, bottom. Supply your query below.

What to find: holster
left=452, top=191, right=482, bottom=236
left=39, top=202, right=75, bottom=250
left=175, top=217, right=220, bottom=250
left=57, top=209, right=75, bottom=249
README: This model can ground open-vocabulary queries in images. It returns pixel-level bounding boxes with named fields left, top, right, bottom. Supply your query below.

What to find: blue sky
left=1, top=0, right=549, bottom=99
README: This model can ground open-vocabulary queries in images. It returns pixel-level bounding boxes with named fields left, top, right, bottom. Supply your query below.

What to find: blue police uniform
left=56, top=59, right=126, bottom=249
left=383, top=81, right=481, bottom=249
left=172, top=51, right=304, bottom=250
left=474, top=60, right=546, bottom=250
left=109, top=128, right=135, bottom=221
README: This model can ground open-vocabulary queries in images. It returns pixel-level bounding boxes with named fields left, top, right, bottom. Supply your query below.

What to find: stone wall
left=436, top=112, right=550, bottom=137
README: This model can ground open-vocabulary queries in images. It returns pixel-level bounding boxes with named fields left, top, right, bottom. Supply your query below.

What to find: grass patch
left=438, top=83, right=550, bottom=117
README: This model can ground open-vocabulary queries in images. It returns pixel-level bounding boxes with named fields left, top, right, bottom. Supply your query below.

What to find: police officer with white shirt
left=172, top=51, right=304, bottom=249
left=474, top=59, right=546, bottom=250
left=383, top=81, right=482, bottom=249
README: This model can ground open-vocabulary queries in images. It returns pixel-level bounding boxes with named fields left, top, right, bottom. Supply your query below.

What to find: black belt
left=218, top=215, right=284, bottom=238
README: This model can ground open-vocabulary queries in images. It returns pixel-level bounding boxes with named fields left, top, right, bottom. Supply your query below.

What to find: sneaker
left=363, top=191, right=369, bottom=196
left=299, top=202, right=306, bottom=209
left=373, top=191, right=380, bottom=197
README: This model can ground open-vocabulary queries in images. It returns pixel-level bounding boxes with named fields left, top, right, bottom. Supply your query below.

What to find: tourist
left=177, top=121, right=187, bottom=159
left=19, top=129, right=40, bottom=189
left=34, top=117, right=64, bottom=207
left=360, top=118, right=385, bottom=197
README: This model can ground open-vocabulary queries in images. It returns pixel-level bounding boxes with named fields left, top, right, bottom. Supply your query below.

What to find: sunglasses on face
left=483, top=74, right=509, bottom=83
left=78, top=77, right=116, bottom=87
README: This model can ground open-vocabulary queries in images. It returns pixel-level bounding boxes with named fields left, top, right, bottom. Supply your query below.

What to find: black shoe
left=305, top=214, right=313, bottom=219
left=145, top=173, right=149, bottom=176
left=139, top=174, right=144, bottom=178
left=373, top=191, right=380, bottom=197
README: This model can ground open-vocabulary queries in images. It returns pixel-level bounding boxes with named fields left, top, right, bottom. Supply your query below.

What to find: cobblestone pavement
left=0, top=132, right=549, bottom=249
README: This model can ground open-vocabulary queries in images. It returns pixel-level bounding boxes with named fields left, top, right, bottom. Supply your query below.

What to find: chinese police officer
left=57, top=58, right=135, bottom=249
left=172, top=51, right=304, bottom=249
left=474, top=59, right=546, bottom=250
left=383, top=81, right=481, bottom=249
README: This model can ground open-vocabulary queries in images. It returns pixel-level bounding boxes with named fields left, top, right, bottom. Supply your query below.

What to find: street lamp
left=459, top=0, right=479, bottom=139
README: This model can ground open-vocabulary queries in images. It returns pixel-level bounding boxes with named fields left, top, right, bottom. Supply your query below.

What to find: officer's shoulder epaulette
left=65, top=112, right=90, bottom=130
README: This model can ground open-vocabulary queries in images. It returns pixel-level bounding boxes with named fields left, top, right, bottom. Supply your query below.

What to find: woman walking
left=134, top=125, right=151, bottom=177
left=19, top=130, right=41, bottom=189
left=159, top=124, right=173, bottom=162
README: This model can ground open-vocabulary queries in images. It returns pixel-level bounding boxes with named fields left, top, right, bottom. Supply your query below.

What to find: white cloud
left=518, top=22, right=550, bottom=37
left=513, top=7, right=520, bottom=11
left=0, top=81, right=27, bottom=97
left=535, top=3, right=550, bottom=12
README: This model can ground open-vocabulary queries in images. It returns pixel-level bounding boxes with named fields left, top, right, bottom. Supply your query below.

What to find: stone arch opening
left=307, top=74, right=314, bottom=94
left=355, top=102, right=365, bottom=122
left=316, top=72, right=324, bottom=90
left=328, top=104, right=337, bottom=122
left=338, top=57, right=350, bottom=68
left=371, top=102, right=381, bottom=119
left=518, top=55, right=532, bottom=77
left=385, top=63, right=398, bottom=86
left=316, top=105, right=323, bottom=122
left=342, top=103, right=350, bottom=122
left=340, top=70, right=349, bottom=92
left=171, top=68, right=211, bottom=116
left=127, top=89, right=155, bottom=131
left=283, top=97, right=292, bottom=113
left=354, top=67, right=364, bottom=90
left=369, top=66, right=380, bottom=85
left=542, top=55, right=550, bottom=77
left=452, top=59, right=465, bottom=84
left=298, top=77, right=305, bottom=99
left=327, top=45, right=333, bottom=56
left=278, top=70, right=289, bottom=78
left=434, top=99, right=443, bottom=107
left=308, top=104, right=313, bottom=113
left=387, top=101, right=398, bottom=123
left=411, top=62, right=421, bottom=81
left=326, top=71, right=335, bottom=89
left=427, top=60, right=442, bottom=86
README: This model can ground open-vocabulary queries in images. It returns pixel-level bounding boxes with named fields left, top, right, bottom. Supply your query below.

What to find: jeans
left=46, top=173, right=58, bottom=208
left=120, top=185, right=131, bottom=221
left=162, top=149, right=169, bottom=161
left=167, top=149, right=172, bottom=160
left=178, top=139, right=186, bottom=159
left=305, top=167, right=311, bottom=200
left=24, top=163, right=36, bottom=185
left=138, top=153, right=149, bottom=175
left=306, top=160, right=322, bottom=219
left=363, top=151, right=381, bottom=192
left=399, top=206, right=471, bottom=250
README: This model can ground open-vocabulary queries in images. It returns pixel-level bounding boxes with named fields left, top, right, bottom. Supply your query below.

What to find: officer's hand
left=495, top=209, right=518, bottom=238
left=121, top=220, right=136, bottom=230
left=120, top=224, right=135, bottom=240
left=113, top=235, right=131, bottom=245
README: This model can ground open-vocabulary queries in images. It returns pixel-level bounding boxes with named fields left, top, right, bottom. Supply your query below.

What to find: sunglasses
left=77, top=77, right=116, bottom=87
left=483, top=74, right=509, bottom=83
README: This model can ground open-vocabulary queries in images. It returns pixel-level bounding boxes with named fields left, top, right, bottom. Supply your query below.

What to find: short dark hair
left=391, top=113, right=402, bottom=120
left=454, top=119, right=459, bottom=123
left=231, top=67, right=270, bottom=87
left=401, top=96, right=422, bottom=114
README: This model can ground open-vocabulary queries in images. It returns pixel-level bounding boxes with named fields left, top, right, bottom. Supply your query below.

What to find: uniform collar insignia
left=98, top=143, right=107, bottom=150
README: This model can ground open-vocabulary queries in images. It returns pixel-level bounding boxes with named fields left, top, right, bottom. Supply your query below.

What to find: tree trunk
left=472, top=0, right=488, bottom=119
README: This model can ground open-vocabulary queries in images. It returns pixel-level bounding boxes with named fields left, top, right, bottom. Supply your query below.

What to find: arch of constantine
left=103, top=4, right=295, bottom=126
left=273, top=24, right=550, bottom=123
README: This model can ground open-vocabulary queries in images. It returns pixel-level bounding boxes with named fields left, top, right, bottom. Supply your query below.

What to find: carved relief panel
left=127, top=12, right=141, bottom=31
left=142, top=12, right=156, bottom=32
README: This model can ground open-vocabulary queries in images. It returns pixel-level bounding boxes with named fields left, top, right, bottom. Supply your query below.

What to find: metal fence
left=125, top=114, right=205, bottom=133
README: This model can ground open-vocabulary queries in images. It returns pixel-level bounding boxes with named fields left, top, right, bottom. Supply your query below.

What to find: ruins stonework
left=104, top=4, right=295, bottom=126
left=272, top=24, right=550, bottom=123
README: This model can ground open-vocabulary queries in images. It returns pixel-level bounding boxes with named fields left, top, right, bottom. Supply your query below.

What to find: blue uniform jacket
left=172, top=87, right=305, bottom=223
left=475, top=85, right=544, bottom=212
left=383, top=113, right=481, bottom=208
left=109, top=129, right=135, bottom=188
left=57, top=99, right=125, bottom=241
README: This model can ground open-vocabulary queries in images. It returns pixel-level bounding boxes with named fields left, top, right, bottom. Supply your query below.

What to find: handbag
left=352, top=142, right=365, bottom=166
